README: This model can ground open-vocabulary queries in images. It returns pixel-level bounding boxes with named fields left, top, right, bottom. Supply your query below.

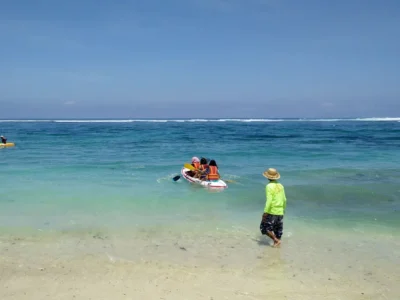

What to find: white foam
left=0, top=117, right=399, bottom=123
left=0, top=119, right=51, bottom=122
left=353, top=117, right=400, bottom=122
left=298, top=117, right=400, bottom=122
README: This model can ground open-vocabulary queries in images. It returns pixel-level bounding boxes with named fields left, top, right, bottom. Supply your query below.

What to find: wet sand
left=1, top=223, right=399, bottom=300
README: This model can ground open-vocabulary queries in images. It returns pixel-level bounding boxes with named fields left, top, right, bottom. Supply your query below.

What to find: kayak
left=180, top=167, right=228, bottom=188
left=0, top=142, right=15, bottom=148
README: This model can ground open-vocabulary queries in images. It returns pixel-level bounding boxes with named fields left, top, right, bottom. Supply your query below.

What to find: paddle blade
left=224, top=179, right=236, bottom=183
left=184, top=163, right=196, bottom=171
left=172, top=175, right=181, bottom=181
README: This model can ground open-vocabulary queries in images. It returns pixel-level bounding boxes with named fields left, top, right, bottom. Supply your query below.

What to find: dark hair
left=209, top=159, right=217, bottom=167
left=200, top=157, right=208, bottom=164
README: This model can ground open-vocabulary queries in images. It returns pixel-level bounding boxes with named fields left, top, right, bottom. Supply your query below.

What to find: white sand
left=1, top=224, right=399, bottom=300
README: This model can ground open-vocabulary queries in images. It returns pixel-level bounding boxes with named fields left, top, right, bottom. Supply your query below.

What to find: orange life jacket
left=207, top=165, right=219, bottom=180
left=192, top=162, right=200, bottom=169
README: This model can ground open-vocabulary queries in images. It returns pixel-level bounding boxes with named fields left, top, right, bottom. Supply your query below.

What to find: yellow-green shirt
left=264, top=181, right=287, bottom=215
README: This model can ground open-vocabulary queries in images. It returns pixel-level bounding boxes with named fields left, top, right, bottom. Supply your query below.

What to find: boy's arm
left=282, top=188, right=287, bottom=212
left=264, top=185, right=272, bottom=213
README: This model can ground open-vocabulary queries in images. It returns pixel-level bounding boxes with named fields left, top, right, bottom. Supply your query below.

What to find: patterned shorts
left=260, top=214, right=284, bottom=239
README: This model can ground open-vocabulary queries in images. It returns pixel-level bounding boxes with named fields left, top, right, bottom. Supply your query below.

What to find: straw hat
left=263, top=168, right=280, bottom=180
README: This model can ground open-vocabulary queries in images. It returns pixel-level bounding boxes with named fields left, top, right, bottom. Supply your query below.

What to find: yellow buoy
left=0, top=142, right=15, bottom=148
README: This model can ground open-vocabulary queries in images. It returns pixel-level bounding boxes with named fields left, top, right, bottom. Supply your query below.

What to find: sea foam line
left=0, top=118, right=399, bottom=123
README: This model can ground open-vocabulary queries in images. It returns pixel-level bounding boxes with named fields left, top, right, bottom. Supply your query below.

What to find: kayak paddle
left=183, top=163, right=196, bottom=171
left=173, top=163, right=196, bottom=181
left=224, top=179, right=237, bottom=183
left=172, top=175, right=181, bottom=181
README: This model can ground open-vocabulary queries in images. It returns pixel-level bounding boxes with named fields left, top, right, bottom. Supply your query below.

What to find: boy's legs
left=260, top=214, right=281, bottom=246
left=272, top=215, right=283, bottom=247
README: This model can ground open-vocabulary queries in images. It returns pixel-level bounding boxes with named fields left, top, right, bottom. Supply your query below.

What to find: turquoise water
left=1, top=119, right=400, bottom=234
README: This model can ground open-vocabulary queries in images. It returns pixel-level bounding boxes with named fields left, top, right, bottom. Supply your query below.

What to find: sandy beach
left=1, top=222, right=399, bottom=300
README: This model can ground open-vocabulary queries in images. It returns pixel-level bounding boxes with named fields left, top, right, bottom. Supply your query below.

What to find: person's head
left=262, top=168, right=280, bottom=181
left=209, top=159, right=217, bottom=167
left=200, top=157, right=208, bottom=165
left=191, top=156, right=200, bottom=163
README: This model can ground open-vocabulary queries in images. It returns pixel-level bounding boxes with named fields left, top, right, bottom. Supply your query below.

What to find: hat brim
left=263, top=172, right=280, bottom=180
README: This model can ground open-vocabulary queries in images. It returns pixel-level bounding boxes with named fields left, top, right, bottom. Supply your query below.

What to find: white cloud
left=64, top=101, right=76, bottom=105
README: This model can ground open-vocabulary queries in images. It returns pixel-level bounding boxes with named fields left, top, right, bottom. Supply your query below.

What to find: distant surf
left=0, top=117, right=400, bottom=123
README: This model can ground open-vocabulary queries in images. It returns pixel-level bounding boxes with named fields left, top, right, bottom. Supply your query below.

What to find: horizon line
left=1, top=117, right=400, bottom=122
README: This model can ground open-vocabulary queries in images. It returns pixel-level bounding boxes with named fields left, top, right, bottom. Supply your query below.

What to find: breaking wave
left=0, top=118, right=399, bottom=123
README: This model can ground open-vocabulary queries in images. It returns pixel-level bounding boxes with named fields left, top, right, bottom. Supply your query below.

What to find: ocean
left=1, top=118, right=399, bottom=230
left=1, top=118, right=400, bottom=298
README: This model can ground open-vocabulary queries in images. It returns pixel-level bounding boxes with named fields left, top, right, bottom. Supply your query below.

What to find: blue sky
left=0, top=0, right=399, bottom=118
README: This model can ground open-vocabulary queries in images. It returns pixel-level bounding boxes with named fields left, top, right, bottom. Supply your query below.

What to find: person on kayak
left=204, top=159, right=220, bottom=181
left=1, top=136, right=7, bottom=144
left=187, top=157, right=200, bottom=177
left=194, top=157, right=209, bottom=179
left=199, top=157, right=208, bottom=169
left=191, top=157, right=200, bottom=169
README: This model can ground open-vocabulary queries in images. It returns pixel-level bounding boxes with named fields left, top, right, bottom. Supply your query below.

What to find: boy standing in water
left=260, top=168, right=287, bottom=247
